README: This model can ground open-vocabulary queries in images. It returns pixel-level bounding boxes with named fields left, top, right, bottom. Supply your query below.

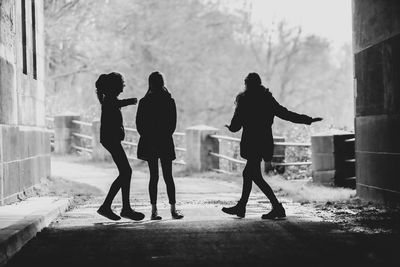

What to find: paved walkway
left=0, top=197, right=70, bottom=266
left=5, top=156, right=400, bottom=266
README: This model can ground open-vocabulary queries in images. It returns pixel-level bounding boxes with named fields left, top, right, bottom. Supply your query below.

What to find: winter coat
left=136, top=90, right=177, bottom=161
left=227, top=86, right=312, bottom=162
left=100, top=97, right=136, bottom=145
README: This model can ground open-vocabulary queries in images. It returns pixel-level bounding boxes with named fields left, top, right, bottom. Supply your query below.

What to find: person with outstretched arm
left=95, top=72, right=145, bottom=221
left=222, top=72, right=322, bottom=219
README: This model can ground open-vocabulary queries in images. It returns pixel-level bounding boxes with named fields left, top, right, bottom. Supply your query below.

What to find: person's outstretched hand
left=311, top=117, right=323, bottom=123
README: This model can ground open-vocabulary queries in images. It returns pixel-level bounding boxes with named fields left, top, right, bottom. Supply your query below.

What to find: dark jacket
left=136, top=90, right=177, bottom=161
left=228, top=86, right=312, bottom=162
left=100, top=97, right=136, bottom=145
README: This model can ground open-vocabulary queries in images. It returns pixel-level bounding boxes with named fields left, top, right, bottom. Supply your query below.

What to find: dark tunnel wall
left=353, top=0, right=400, bottom=204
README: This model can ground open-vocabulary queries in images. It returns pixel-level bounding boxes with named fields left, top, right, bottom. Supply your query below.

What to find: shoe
left=171, top=210, right=184, bottom=219
left=261, top=203, right=286, bottom=219
left=222, top=203, right=246, bottom=218
left=97, top=206, right=121, bottom=221
left=151, top=211, right=162, bottom=220
left=120, top=208, right=145, bottom=221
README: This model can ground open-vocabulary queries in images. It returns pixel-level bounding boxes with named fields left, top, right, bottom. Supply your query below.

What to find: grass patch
left=267, top=176, right=356, bottom=203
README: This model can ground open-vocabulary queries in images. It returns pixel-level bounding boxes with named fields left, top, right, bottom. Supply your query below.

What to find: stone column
left=91, top=120, right=108, bottom=161
left=311, top=130, right=355, bottom=188
left=185, top=125, right=219, bottom=172
left=54, top=115, right=80, bottom=154
left=353, top=0, right=400, bottom=203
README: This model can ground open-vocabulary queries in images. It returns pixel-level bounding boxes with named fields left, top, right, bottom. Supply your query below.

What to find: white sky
left=249, top=0, right=352, bottom=45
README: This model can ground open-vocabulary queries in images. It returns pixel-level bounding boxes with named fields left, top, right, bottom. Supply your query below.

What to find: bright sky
left=249, top=0, right=352, bottom=45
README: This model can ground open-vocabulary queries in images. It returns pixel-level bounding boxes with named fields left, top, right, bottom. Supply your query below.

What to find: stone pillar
left=311, top=130, right=355, bottom=188
left=353, top=0, right=400, bottom=203
left=91, top=120, right=108, bottom=161
left=54, top=115, right=80, bottom=154
left=265, top=136, right=286, bottom=174
left=185, top=125, right=219, bottom=172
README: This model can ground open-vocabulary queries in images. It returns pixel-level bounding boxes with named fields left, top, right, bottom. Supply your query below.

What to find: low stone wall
left=0, top=125, right=51, bottom=205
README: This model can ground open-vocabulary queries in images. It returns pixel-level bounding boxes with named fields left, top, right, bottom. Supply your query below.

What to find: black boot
left=261, top=203, right=286, bottom=219
left=222, top=202, right=246, bottom=218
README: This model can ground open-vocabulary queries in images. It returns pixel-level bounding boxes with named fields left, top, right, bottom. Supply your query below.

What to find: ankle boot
left=261, top=203, right=286, bottom=219
left=222, top=202, right=246, bottom=218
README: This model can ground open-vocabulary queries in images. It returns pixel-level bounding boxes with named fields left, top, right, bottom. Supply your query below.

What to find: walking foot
left=261, top=203, right=286, bottom=220
left=171, top=210, right=184, bottom=220
left=222, top=203, right=246, bottom=218
left=120, top=208, right=145, bottom=221
left=151, top=211, right=162, bottom=220
left=97, top=206, right=121, bottom=221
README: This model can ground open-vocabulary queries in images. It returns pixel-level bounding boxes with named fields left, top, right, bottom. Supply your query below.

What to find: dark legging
left=238, top=159, right=279, bottom=207
left=147, top=158, right=176, bottom=205
left=102, top=142, right=132, bottom=210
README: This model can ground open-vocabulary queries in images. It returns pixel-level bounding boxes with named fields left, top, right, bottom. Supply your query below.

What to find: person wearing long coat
left=136, top=71, right=184, bottom=220
left=222, top=72, right=322, bottom=219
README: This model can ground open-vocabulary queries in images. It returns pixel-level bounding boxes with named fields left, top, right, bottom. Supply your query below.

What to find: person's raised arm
left=272, top=96, right=321, bottom=124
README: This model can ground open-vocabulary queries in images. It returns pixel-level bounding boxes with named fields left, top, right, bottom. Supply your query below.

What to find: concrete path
left=5, top=156, right=399, bottom=266
left=0, top=197, right=71, bottom=266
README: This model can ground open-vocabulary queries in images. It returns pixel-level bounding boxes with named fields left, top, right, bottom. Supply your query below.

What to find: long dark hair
left=146, top=71, right=170, bottom=96
left=95, top=72, right=124, bottom=104
left=235, top=72, right=263, bottom=105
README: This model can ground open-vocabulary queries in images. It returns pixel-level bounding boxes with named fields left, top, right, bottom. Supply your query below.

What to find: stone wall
left=353, top=0, right=400, bottom=204
left=0, top=0, right=49, bottom=204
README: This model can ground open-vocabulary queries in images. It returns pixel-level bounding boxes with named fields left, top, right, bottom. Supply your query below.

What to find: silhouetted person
left=222, top=73, right=322, bottom=219
left=95, top=72, right=145, bottom=221
left=136, top=71, right=184, bottom=220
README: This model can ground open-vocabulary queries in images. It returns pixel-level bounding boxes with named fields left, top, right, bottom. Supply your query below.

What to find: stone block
left=311, top=153, right=335, bottom=171
left=356, top=151, right=400, bottom=193
left=355, top=115, right=400, bottom=153
left=355, top=33, right=400, bottom=116
left=44, top=155, right=51, bottom=179
left=312, top=170, right=336, bottom=186
left=54, top=115, right=80, bottom=129
left=357, top=183, right=400, bottom=205
left=54, top=115, right=81, bottom=154
left=0, top=57, right=17, bottom=125
left=0, top=126, right=19, bottom=162
left=31, top=156, right=40, bottom=185
left=43, top=130, right=51, bottom=154
left=311, top=134, right=334, bottom=153
left=0, top=127, right=2, bottom=164
left=18, top=93, right=37, bottom=126
left=3, top=161, right=20, bottom=196
left=353, top=0, right=400, bottom=53
left=311, top=131, right=355, bottom=188
left=185, top=125, right=219, bottom=172
left=17, top=130, right=27, bottom=160
left=19, top=158, right=33, bottom=189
